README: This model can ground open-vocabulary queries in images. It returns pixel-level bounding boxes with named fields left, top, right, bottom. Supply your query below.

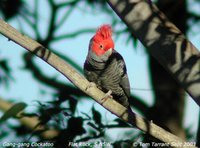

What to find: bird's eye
left=99, top=44, right=103, bottom=49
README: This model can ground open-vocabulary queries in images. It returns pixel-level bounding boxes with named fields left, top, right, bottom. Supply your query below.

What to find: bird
left=84, top=24, right=131, bottom=108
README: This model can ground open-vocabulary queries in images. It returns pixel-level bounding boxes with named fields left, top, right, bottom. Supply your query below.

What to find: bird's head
left=89, top=24, right=114, bottom=62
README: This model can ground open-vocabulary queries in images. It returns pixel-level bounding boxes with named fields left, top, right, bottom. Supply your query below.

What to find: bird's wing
left=114, top=51, right=131, bottom=98
left=120, top=73, right=131, bottom=98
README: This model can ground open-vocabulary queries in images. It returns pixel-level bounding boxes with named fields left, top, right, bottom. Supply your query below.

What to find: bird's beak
left=107, top=48, right=113, bottom=56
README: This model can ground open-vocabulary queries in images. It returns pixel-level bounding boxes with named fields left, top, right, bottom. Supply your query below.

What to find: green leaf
left=92, top=106, right=102, bottom=127
left=69, top=97, right=78, bottom=114
left=114, top=118, right=130, bottom=127
left=133, top=38, right=138, bottom=49
left=0, top=102, right=27, bottom=123
left=68, top=117, right=86, bottom=135
left=0, top=60, right=10, bottom=73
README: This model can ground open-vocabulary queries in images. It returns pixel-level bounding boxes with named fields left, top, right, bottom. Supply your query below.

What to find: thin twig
left=55, top=6, right=74, bottom=30
left=57, top=0, right=79, bottom=8
left=53, top=28, right=96, bottom=42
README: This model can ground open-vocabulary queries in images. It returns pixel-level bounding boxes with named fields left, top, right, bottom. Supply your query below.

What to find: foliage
left=0, top=0, right=200, bottom=147
left=0, top=0, right=24, bottom=20
left=0, top=59, right=13, bottom=87
left=0, top=0, right=140, bottom=146
left=0, top=102, right=27, bottom=122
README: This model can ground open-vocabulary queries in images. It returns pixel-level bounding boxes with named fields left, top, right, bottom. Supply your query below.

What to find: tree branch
left=0, top=19, right=195, bottom=147
left=23, top=52, right=85, bottom=97
left=197, top=112, right=200, bottom=146
left=107, top=0, right=200, bottom=107
left=57, top=0, right=79, bottom=8
left=23, top=52, right=148, bottom=113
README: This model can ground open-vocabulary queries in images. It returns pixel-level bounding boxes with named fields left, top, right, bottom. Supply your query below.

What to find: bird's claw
left=85, top=82, right=96, bottom=91
left=100, top=90, right=113, bottom=104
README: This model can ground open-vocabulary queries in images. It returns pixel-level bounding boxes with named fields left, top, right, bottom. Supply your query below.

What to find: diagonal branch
left=55, top=6, right=74, bottom=30
left=107, top=0, right=200, bottom=107
left=0, top=19, right=195, bottom=147
left=23, top=52, right=148, bottom=113
left=23, top=52, right=85, bottom=97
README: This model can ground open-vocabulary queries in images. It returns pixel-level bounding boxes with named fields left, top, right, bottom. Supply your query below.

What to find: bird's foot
left=85, top=82, right=96, bottom=91
left=100, top=90, right=113, bottom=104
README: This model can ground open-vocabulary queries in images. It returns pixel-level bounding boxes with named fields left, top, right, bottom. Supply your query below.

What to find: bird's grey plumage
left=84, top=50, right=130, bottom=107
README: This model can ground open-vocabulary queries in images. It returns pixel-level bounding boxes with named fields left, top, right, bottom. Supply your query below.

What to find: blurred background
left=0, top=0, right=199, bottom=147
